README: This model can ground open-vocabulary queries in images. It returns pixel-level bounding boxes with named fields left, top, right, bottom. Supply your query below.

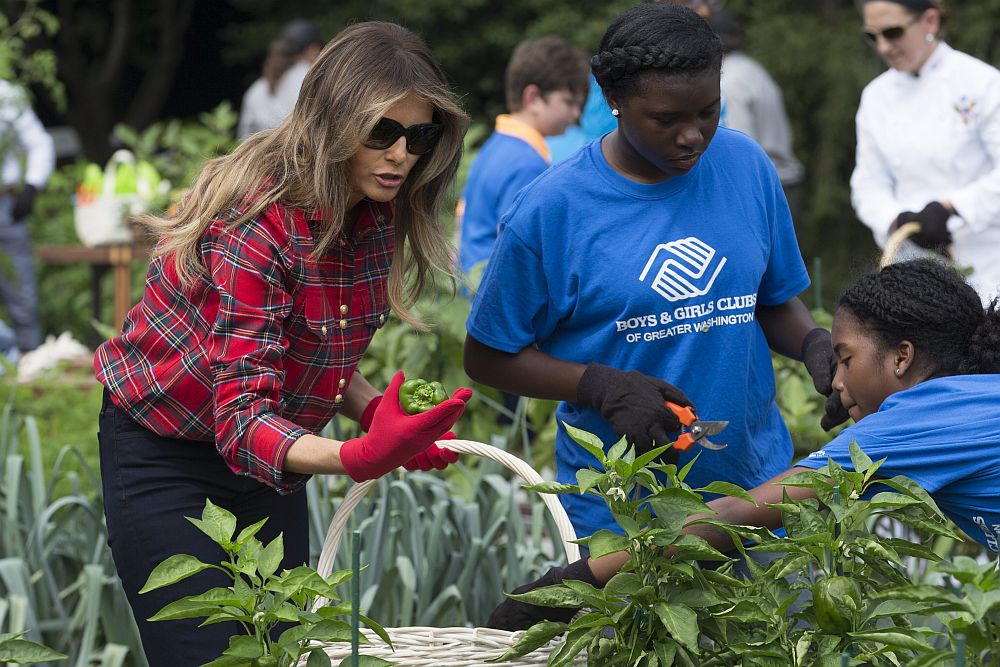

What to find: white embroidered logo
left=639, top=237, right=727, bottom=302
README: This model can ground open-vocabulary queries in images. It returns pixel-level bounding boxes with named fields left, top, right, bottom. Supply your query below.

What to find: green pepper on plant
left=398, top=378, right=448, bottom=415
left=812, top=575, right=862, bottom=635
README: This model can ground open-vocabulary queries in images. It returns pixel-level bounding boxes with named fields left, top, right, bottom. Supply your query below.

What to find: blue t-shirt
left=467, top=128, right=810, bottom=538
left=457, top=129, right=549, bottom=274
left=797, top=375, right=1000, bottom=552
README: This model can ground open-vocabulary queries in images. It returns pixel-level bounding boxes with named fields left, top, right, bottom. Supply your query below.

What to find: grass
left=0, top=361, right=102, bottom=497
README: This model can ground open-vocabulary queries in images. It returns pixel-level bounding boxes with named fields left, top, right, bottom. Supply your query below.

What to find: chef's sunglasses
left=364, top=117, right=442, bottom=155
left=861, top=16, right=919, bottom=45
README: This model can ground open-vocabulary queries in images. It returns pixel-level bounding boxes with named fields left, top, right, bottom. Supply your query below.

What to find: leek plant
left=0, top=402, right=146, bottom=666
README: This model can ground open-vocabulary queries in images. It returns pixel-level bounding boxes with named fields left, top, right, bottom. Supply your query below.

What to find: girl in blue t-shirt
left=466, top=2, right=844, bottom=540
left=489, top=258, right=1000, bottom=630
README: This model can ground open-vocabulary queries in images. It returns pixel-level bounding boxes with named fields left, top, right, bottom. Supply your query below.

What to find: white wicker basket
left=307, top=439, right=586, bottom=666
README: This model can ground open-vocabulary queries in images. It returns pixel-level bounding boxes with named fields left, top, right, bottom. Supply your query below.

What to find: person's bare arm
left=682, top=467, right=818, bottom=551
left=756, top=297, right=819, bottom=360
left=464, top=335, right=586, bottom=401
left=282, top=433, right=348, bottom=475
left=341, top=370, right=381, bottom=423
left=588, top=467, right=820, bottom=582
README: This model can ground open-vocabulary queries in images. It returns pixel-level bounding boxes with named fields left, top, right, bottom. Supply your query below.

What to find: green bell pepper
left=812, top=575, right=862, bottom=635
left=398, top=378, right=448, bottom=415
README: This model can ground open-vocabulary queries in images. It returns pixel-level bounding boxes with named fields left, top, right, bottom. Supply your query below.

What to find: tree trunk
left=46, top=0, right=194, bottom=162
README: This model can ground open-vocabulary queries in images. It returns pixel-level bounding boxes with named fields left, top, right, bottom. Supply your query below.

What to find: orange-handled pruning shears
left=665, top=402, right=729, bottom=452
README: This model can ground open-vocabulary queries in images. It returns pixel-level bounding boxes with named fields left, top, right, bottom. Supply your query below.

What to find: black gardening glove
left=890, top=201, right=951, bottom=251
left=801, top=328, right=849, bottom=431
left=577, top=363, right=693, bottom=460
left=487, top=559, right=601, bottom=631
left=11, top=184, right=36, bottom=221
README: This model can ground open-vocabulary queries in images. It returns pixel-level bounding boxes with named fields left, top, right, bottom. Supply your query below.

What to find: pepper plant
left=874, top=554, right=1000, bottom=665
left=696, top=441, right=967, bottom=665
left=494, top=427, right=970, bottom=666
left=140, top=499, right=392, bottom=667
left=493, top=423, right=754, bottom=666
left=0, top=629, right=66, bottom=664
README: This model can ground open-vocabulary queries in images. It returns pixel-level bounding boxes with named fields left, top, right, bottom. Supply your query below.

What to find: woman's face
left=831, top=308, right=900, bottom=422
left=608, top=70, right=721, bottom=183
left=348, top=92, right=434, bottom=209
left=861, top=2, right=939, bottom=74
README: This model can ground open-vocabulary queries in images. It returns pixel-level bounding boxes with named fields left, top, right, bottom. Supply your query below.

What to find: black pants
left=98, top=391, right=308, bottom=667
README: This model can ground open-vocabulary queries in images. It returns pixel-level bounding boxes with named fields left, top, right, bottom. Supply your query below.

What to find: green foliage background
left=24, top=0, right=1000, bottom=341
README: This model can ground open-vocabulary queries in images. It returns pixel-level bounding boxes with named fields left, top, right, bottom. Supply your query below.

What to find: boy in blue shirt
left=456, top=36, right=589, bottom=277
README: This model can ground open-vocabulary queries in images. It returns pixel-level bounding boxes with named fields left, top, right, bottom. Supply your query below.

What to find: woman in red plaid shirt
left=94, top=22, right=472, bottom=665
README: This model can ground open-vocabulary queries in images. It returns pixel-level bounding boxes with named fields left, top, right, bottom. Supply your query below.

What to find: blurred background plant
left=12, top=0, right=1000, bottom=347
left=0, top=0, right=64, bottom=110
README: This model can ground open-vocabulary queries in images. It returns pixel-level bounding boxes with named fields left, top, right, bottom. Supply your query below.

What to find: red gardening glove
left=341, top=371, right=471, bottom=481
left=403, top=438, right=460, bottom=471
left=359, top=393, right=462, bottom=472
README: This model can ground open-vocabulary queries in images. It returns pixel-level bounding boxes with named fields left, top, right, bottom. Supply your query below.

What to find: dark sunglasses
left=861, top=16, right=919, bottom=45
left=364, top=117, right=442, bottom=155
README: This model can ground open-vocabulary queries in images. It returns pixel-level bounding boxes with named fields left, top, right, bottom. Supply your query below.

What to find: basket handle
left=879, top=221, right=920, bottom=269
left=880, top=221, right=954, bottom=268
left=312, top=439, right=581, bottom=605
left=102, top=149, right=136, bottom=197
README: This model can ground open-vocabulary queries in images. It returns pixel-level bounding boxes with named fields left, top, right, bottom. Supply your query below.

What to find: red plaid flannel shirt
left=95, top=199, right=394, bottom=493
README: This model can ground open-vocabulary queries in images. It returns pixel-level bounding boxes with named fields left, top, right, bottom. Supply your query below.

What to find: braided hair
left=838, top=259, right=1000, bottom=376
left=591, top=3, right=723, bottom=100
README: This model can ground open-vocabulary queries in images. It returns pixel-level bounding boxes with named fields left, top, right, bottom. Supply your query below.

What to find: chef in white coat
left=850, top=0, right=1000, bottom=300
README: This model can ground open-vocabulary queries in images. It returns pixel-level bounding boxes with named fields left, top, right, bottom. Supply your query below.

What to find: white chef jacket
left=850, top=42, right=1000, bottom=299
left=0, top=80, right=54, bottom=189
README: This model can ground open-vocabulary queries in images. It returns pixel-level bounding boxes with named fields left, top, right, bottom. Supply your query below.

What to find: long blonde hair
left=143, top=21, right=469, bottom=327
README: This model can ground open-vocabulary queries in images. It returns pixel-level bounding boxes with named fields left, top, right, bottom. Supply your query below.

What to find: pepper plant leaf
left=632, top=444, right=672, bottom=473
left=257, top=533, right=284, bottom=580
left=604, top=571, right=641, bottom=598
left=655, top=601, right=700, bottom=652
left=847, top=629, right=934, bottom=652
left=522, top=481, right=579, bottom=495
left=147, top=598, right=223, bottom=622
left=585, top=529, right=630, bottom=559
left=848, top=440, right=875, bottom=474
left=696, top=481, right=756, bottom=504
left=563, top=421, right=608, bottom=464
left=508, top=584, right=584, bottom=608
left=876, top=476, right=949, bottom=519
left=139, top=554, right=218, bottom=593
left=335, top=656, right=393, bottom=666
left=486, top=620, right=566, bottom=663
left=188, top=498, right=237, bottom=550
left=607, top=437, right=628, bottom=463
left=223, top=635, right=263, bottom=658
left=548, top=626, right=602, bottom=667
left=575, top=468, right=604, bottom=496
left=0, top=637, right=68, bottom=663
left=234, top=518, right=268, bottom=551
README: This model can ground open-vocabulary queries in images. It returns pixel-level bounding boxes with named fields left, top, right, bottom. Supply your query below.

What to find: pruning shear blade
left=665, top=401, right=729, bottom=452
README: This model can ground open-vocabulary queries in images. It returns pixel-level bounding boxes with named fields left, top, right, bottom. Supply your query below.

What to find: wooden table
left=35, top=243, right=152, bottom=334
